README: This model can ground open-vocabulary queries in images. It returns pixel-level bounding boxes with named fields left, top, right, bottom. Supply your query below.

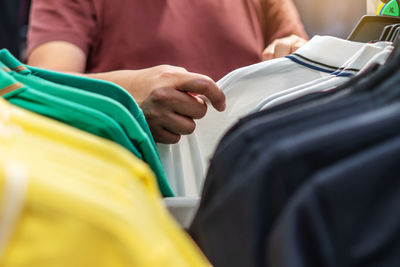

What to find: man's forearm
left=85, top=70, right=148, bottom=105
left=260, top=0, right=308, bottom=45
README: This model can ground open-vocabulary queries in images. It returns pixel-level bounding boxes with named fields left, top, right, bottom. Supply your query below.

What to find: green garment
left=0, top=49, right=174, bottom=197
left=1, top=64, right=142, bottom=159
left=0, top=70, right=133, bottom=149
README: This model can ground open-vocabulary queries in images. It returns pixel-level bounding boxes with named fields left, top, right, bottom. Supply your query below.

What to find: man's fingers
left=149, top=111, right=196, bottom=144
left=262, top=35, right=308, bottom=61
left=262, top=42, right=275, bottom=61
left=155, top=127, right=181, bottom=144
left=163, top=112, right=197, bottom=136
left=171, top=91, right=208, bottom=119
left=274, top=40, right=291, bottom=58
left=262, top=52, right=274, bottom=61
left=175, top=73, right=226, bottom=112
left=290, top=39, right=307, bottom=54
left=151, top=87, right=208, bottom=119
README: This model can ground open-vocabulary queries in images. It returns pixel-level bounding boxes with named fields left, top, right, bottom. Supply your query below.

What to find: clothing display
left=0, top=70, right=130, bottom=145
left=158, top=35, right=392, bottom=197
left=189, top=33, right=400, bottom=267
left=0, top=99, right=209, bottom=267
left=27, top=0, right=307, bottom=80
left=2, top=1, right=400, bottom=266
left=0, top=64, right=143, bottom=158
left=256, top=44, right=393, bottom=111
left=0, top=49, right=173, bottom=197
left=268, top=134, right=400, bottom=267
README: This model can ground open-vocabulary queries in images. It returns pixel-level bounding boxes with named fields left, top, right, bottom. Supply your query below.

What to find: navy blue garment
left=0, top=0, right=21, bottom=57
left=268, top=134, right=400, bottom=267
left=190, top=49, right=400, bottom=267
left=190, top=101, right=400, bottom=267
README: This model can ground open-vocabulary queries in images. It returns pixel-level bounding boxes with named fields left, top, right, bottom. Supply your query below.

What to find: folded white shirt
left=257, top=42, right=393, bottom=111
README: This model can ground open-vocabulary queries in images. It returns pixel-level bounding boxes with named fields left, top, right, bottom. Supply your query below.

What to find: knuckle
left=158, top=65, right=186, bottom=78
left=202, top=75, right=214, bottom=84
left=275, top=41, right=286, bottom=49
left=288, top=34, right=298, bottom=41
left=145, top=108, right=161, bottom=121
left=159, top=69, right=181, bottom=79
left=293, top=44, right=301, bottom=51
left=183, top=121, right=196, bottom=135
left=150, top=88, right=171, bottom=102
left=169, top=134, right=181, bottom=144
left=143, top=111, right=163, bottom=131
left=263, top=49, right=273, bottom=55
left=159, top=70, right=174, bottom=79
left=158, top=64, right=173, bottom=70
left=175, top=66, right=188, bottom=72
left=197, top=78, right=212, bottom=94
left=195, top=74, right=214, bottom=87
left=263, top=51, right=273, bottom=58
left=193, top=104, right=207, bottom=119
left=262, top=51, right=273, bottom=60
left=153, top=65, right=170, bottom=73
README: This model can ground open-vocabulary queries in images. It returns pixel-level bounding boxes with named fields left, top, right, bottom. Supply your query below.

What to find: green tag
left=380, top=0, right=400, bottom=16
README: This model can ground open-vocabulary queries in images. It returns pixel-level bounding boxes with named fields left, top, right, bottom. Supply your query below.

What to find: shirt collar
left=288, top=35, right=392, bottom=75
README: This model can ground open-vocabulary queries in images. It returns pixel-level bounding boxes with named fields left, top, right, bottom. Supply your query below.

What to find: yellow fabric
left=0, top=100, right=210, bottom=267
left=3, top=100, right=157, bottom=195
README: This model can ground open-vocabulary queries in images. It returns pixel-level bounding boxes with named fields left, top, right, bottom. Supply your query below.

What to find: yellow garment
left=0, top=100, right=210, bottom=267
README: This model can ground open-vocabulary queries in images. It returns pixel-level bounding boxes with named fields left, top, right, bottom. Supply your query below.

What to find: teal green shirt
left=0, top=70, right=132, bottom=150
left=0, top=49, right=174, bottom=197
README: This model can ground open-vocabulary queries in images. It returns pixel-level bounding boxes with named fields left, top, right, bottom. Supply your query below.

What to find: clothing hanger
left=382, top=27, right=400, bottom=62
left=393, top=31, right=400, bottom=48
left=379, top=24, right=395, bottom=40
left=389, top=25, right=400, bottom=41
left=348, top=15, right=400, bottom=42
left=385, top=23, right=400, bottom=40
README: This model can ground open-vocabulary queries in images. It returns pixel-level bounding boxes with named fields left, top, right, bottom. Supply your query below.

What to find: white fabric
left=257, top=42, right=393, bottom=111
left=164, top=197, right=200, bottom=229
left=158, top=36, right=385, bottom=197
left=0, top=161, right=28, bottom=258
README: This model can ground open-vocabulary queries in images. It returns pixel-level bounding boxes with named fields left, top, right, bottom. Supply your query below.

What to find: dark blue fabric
left=0, top=1, right=20, bottom=57
left=191, top=103, right=400, bottom=267
left=269, top=134, right=400, bottom=267
left=190, top=48, right=400, bottom=267
left=286, top=55, right=342, bottom=74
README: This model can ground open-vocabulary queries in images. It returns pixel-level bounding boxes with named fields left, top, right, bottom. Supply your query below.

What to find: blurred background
left=293, top=0, right=366, bottom=38
left=0, top=0, right=371, bottom=60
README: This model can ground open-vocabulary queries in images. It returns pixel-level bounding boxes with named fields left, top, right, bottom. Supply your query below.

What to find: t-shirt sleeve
left=27, top=0, right=98, bottom=57
left=260, top=0, right=308, bottom=46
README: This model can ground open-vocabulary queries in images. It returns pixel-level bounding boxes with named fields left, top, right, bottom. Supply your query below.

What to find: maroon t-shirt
left=27, top=0, right=306, bottom=80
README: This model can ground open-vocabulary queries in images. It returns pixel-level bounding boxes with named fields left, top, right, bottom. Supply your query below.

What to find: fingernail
left=220, top=102, right=226, bottom=111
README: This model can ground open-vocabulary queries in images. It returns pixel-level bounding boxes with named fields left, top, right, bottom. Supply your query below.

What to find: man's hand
left=127, top=65, right=226, bottom=144
left=89, top=66, right=226, bottom=144
left=262, top=34, right=307, bottom=61
left=28, top=43, right=226, bottom=144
